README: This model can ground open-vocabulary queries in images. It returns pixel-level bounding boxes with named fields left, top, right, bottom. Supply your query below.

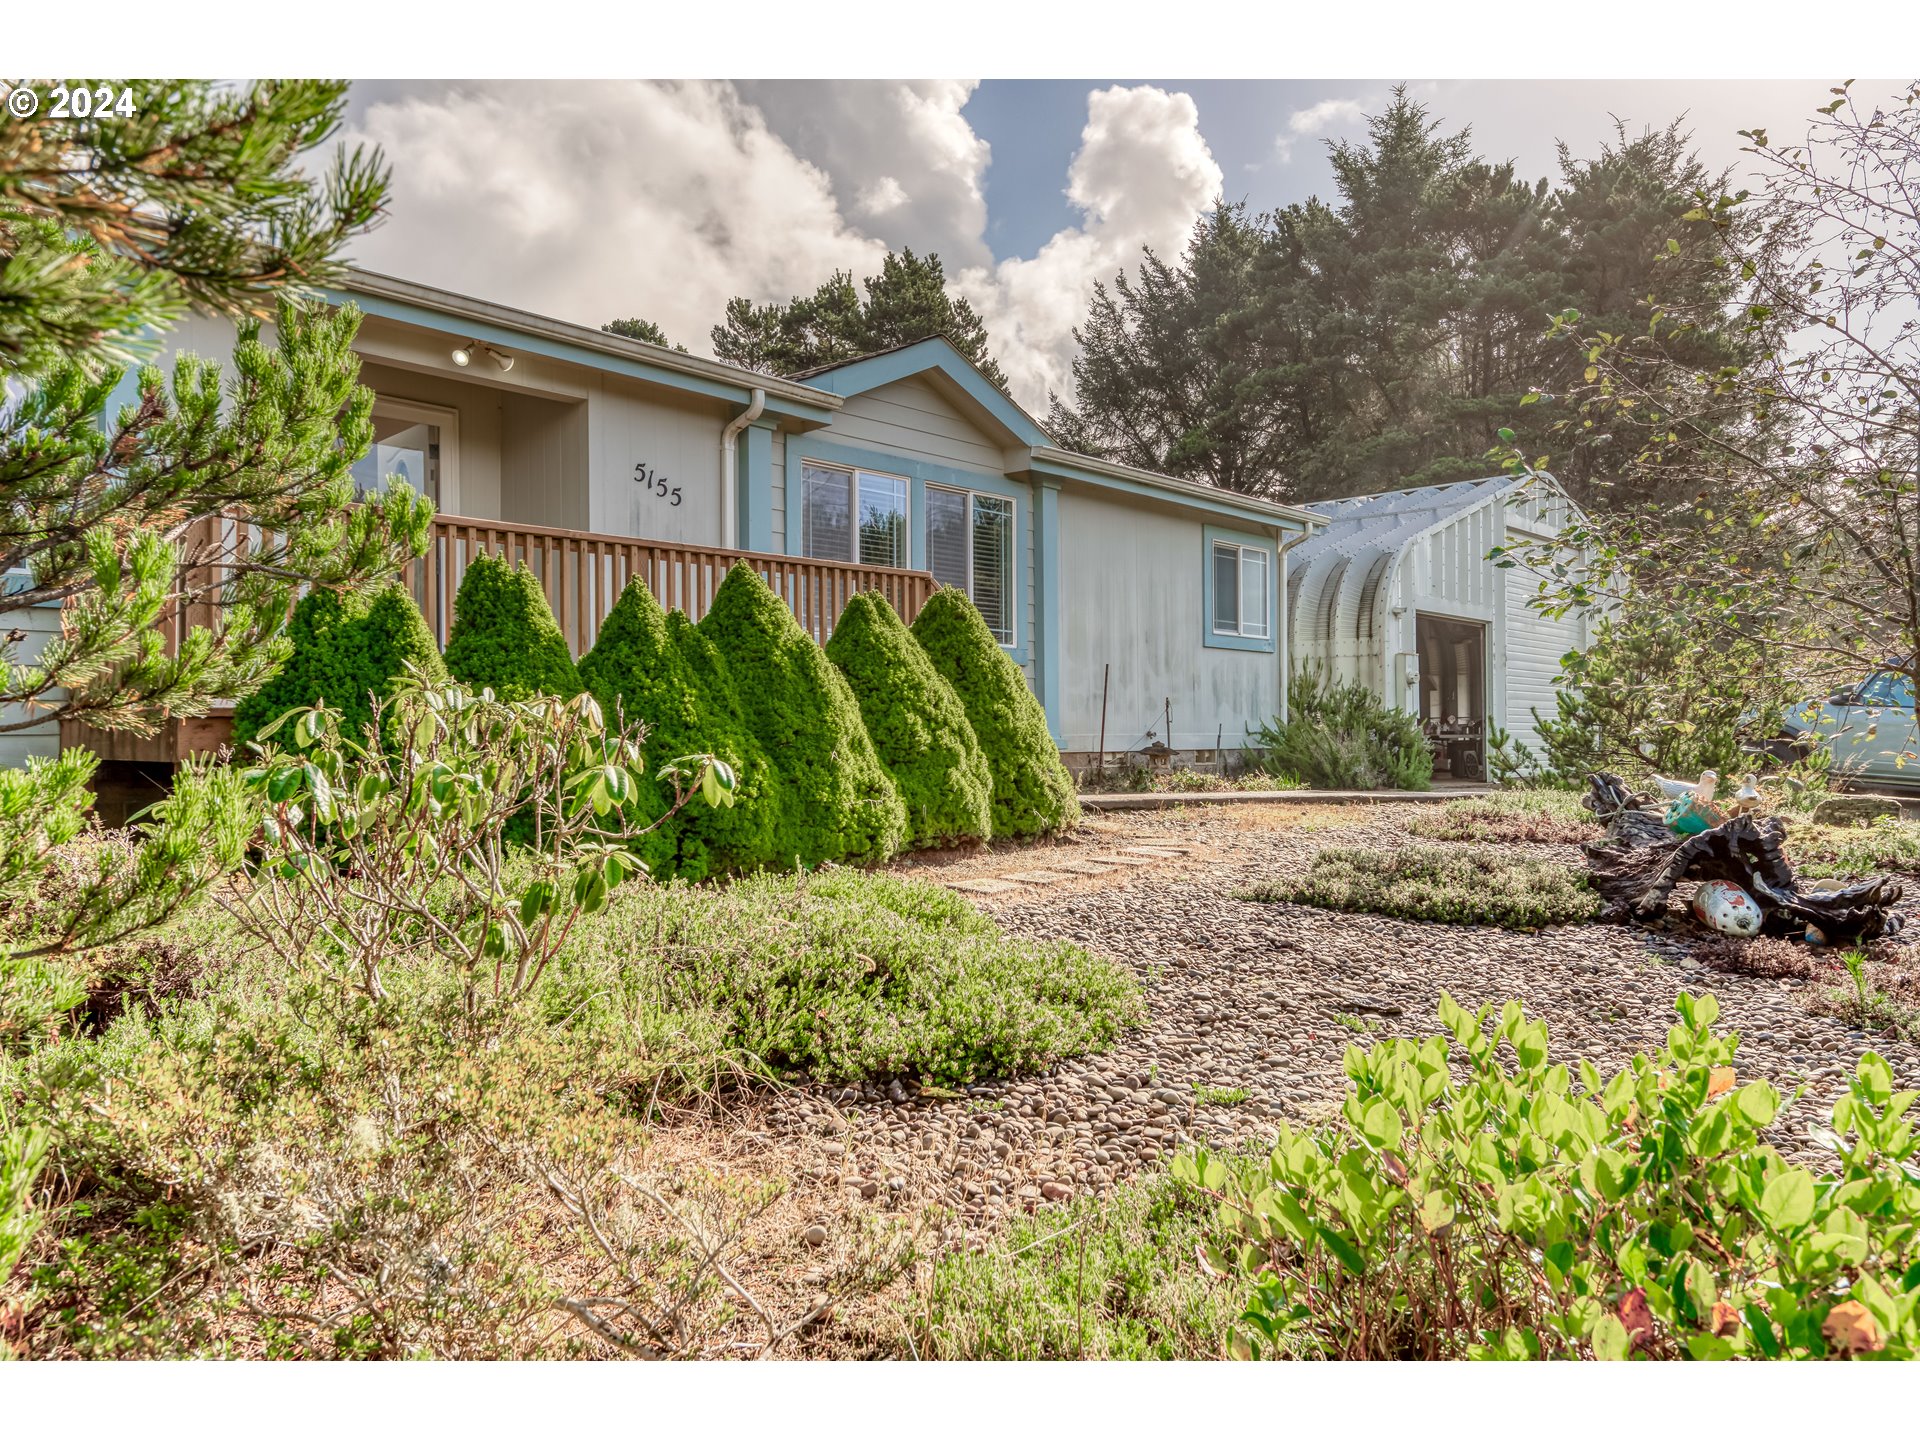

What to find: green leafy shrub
left=1534, top=604, right=1800, bottom=786
left=559, top=867, right=1142, bottom=1085
left=824, top=591, right=991, bottom=848
left=1408, top=790, right=1600, bottom=845
left=909, top=588, right=1079, bottom=838
left=232, top=582, right=448, bottom=749
left=1238, top=844, right=1600, bottom=929
left=577, top=580, right=778, bottom=881
left=1179, top=992, right=1920, bottom=1360
left=698, top=563, right=906, bottom=868
left=442, top=554, right=581, bottom=701
left=912, top=1169, right=1242, bottom=1359
left=1254, top=668, right=1432, bottom=791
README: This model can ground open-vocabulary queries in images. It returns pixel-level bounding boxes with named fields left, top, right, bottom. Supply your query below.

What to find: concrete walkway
left=1080, top=785, right=1492, bottom=811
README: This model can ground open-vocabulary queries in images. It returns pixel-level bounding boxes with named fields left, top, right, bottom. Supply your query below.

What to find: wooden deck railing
left=403, top=514, right=936, bottom=655
left=56, top=514, right=936, bottom=766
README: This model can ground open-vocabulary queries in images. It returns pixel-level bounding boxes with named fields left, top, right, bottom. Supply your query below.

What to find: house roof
left=1287, top=472, right=1578, bottom=663
left=791, top=335, right=1055, bottom=449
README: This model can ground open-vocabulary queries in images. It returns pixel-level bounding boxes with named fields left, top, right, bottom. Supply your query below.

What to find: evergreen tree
left=232, top=583, right=449, bottom=751
left=442, top=554, right=581, bottom=701
left=910, top=589, right=1079, bottom=839
left=710, top=249, right=1010, bottom=390
left=825, top=591, right=992, bottom=848
left=576, top=580, right=777, bottom=881
left=697, top=564, right=906, bottom=867
left=1, top=78, right=427, bottom=967
left=601, top=317, right=686, bottom=352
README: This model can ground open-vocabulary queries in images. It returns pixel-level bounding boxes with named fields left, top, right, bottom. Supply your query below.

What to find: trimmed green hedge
left=825, top=591, right=992, bottom=848
left=233, top=582, right=448, bottom=749
left=577, top=579, right=778, bottom=881
left=698, top=563, right=907, bottom=867
left=442, top=553, right=580, bottom=701
left=911, top=588, right=1079, bottom=839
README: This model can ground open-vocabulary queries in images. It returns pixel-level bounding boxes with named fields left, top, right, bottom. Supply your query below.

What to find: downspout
left=719, top=387, right=766, bottom=549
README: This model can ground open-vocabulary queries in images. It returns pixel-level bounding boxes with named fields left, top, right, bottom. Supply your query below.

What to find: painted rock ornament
left=1691, top=879, right=1762, bottom=937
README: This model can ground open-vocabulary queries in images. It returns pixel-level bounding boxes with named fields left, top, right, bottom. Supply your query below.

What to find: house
left=12, top=269, right=1322, bottom=799
left=1286, top=474, right=1591, bottom=778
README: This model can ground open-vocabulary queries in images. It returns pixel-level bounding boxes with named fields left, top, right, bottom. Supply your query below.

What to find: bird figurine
left=1725, top=773, right=1765, bottom=817
left=1651, top=770, right=1720, bottom=802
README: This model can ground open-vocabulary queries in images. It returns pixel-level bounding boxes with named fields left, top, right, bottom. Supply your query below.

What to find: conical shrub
left=234, top=581, right=448, bottom=749
left=577, top=579, right=778, bottom=881
left=698, top=562, right=907, bottom=867
left=825, top=590, right=991, bottom=848
left=910, top=587, right=1079, bottom=838
left=442, top=553, right=580, bottom=701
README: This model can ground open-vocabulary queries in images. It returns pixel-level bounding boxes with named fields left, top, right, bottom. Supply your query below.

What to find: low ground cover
left=1238, top=843, right=1601, bottom=929
left=1407, top=789, right=1598, bottom=845
left=1787, top=816, right=1920, bottom=878
left=1079, top=764, right=1296, bottom=795
left=905, top=1169, right=1245, bottom=1359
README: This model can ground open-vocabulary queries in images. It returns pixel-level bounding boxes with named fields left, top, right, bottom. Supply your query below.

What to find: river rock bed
left=752, top=802, right=1920, bottom=1234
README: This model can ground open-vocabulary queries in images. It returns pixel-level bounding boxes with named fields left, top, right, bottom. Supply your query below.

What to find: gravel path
left=752, top=802, right=1920, bottom=1233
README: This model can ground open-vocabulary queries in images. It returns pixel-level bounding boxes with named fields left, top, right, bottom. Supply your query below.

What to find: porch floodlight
left=451, top=341, right=475, bottom=367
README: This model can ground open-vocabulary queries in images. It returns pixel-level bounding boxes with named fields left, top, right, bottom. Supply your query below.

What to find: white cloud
left=333, top=79, right=1220, bottom=415
left=958, top=84, right=1224, bottom=409
left=734, top=80, right=992, bottom=268
left=337, top=80, right=887, bottom=350
left=1273, top=96, right=1367, bottom=161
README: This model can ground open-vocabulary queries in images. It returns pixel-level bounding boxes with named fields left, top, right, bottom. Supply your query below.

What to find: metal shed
left=1286, top=474, right=1589, bottom=776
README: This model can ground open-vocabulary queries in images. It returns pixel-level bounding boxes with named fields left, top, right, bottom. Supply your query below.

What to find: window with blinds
left=928, top=484, right=1014, bottom=646
left=802, top=463, right=908, bottom=568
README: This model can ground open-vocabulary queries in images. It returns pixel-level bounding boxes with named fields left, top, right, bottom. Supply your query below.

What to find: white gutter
left=720, top=387, right=766, bottom=548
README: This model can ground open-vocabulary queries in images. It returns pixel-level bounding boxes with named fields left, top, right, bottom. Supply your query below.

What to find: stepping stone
left=1122, top=844, right=1190, bottom=857
left=1093, top=854, right=1156, bottom=867
left=1055, top=859, right=1121, bottom=875
left=1002, top=869, right=1071, bottom=885
left=948, top=878, right=1021, bottom=894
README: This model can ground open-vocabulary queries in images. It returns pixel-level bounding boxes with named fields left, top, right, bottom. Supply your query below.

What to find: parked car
left=1767, top=668, right=1920, bottom=787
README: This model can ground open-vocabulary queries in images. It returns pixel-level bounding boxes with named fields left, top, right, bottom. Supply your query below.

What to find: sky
left=332, top=78, right=1881, bottom=412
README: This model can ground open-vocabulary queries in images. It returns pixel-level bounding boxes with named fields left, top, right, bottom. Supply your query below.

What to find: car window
left=1855, top=672, right=1916, bottom=709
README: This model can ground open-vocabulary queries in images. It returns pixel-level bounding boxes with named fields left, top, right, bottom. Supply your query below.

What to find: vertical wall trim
left=739, top=422, right=775, bottom=551
left=1032, top=478, right=1064, bottom=743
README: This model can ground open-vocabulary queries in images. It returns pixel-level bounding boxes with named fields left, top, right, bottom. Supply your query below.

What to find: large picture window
left=927, top=484, right=1014, bottom=646
left=1210, top=539, right=1270, bottom=641
left=802, top=462, right=907, bottom=569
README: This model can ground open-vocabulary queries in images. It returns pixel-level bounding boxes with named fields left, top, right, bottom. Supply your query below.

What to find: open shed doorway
left=1416, top=613, right=1488, bottom=781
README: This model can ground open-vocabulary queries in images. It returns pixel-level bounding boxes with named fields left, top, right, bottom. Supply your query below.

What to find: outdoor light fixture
left=450, top=341, right=476, bottom=367
left=485, top=345, right=515, bottom=372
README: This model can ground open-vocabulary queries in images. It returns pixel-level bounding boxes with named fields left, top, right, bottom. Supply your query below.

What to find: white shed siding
left=1057, top=491, right=1283, bottom=753
left=825, top=376, right=1008, bottom=474
left=1503, top=567, right=1586, bottom=756
left=0, top=595, right=62, bottom=769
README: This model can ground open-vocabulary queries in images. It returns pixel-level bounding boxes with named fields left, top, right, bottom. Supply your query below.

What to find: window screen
left=1212, top=542, right=1240, bottom=634
left=926, top=485, right=970, bottom=591
left=801, top=464, right=851, bottom=561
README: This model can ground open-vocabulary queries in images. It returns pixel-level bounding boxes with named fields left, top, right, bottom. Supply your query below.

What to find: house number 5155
left=633, top=463, right=682, bottom=506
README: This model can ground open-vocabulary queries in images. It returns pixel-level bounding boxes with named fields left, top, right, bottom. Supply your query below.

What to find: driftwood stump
left=1581, top=772, right=1904, bottom=945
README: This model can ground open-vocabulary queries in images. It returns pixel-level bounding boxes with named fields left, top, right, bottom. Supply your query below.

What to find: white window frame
left=926, top=482, right=1016, bottom=648
left=801, top=461, right=909, bottom=569
left=356, top=397, right=461, bottom=512
left=1210, top=539, right=1270, bottom=641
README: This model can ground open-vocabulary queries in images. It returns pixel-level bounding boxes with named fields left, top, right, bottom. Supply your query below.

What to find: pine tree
left=910, top=589, right=1079, bottom=839
left=442, top=554, right=581, bottom=701
left=1, top=78, right=427, bottom=969
left=697, top=564, right=906, bottom=867
left=825, top=591, right=992, bottom=847
left=710, top=249, right=1011, bottom=390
